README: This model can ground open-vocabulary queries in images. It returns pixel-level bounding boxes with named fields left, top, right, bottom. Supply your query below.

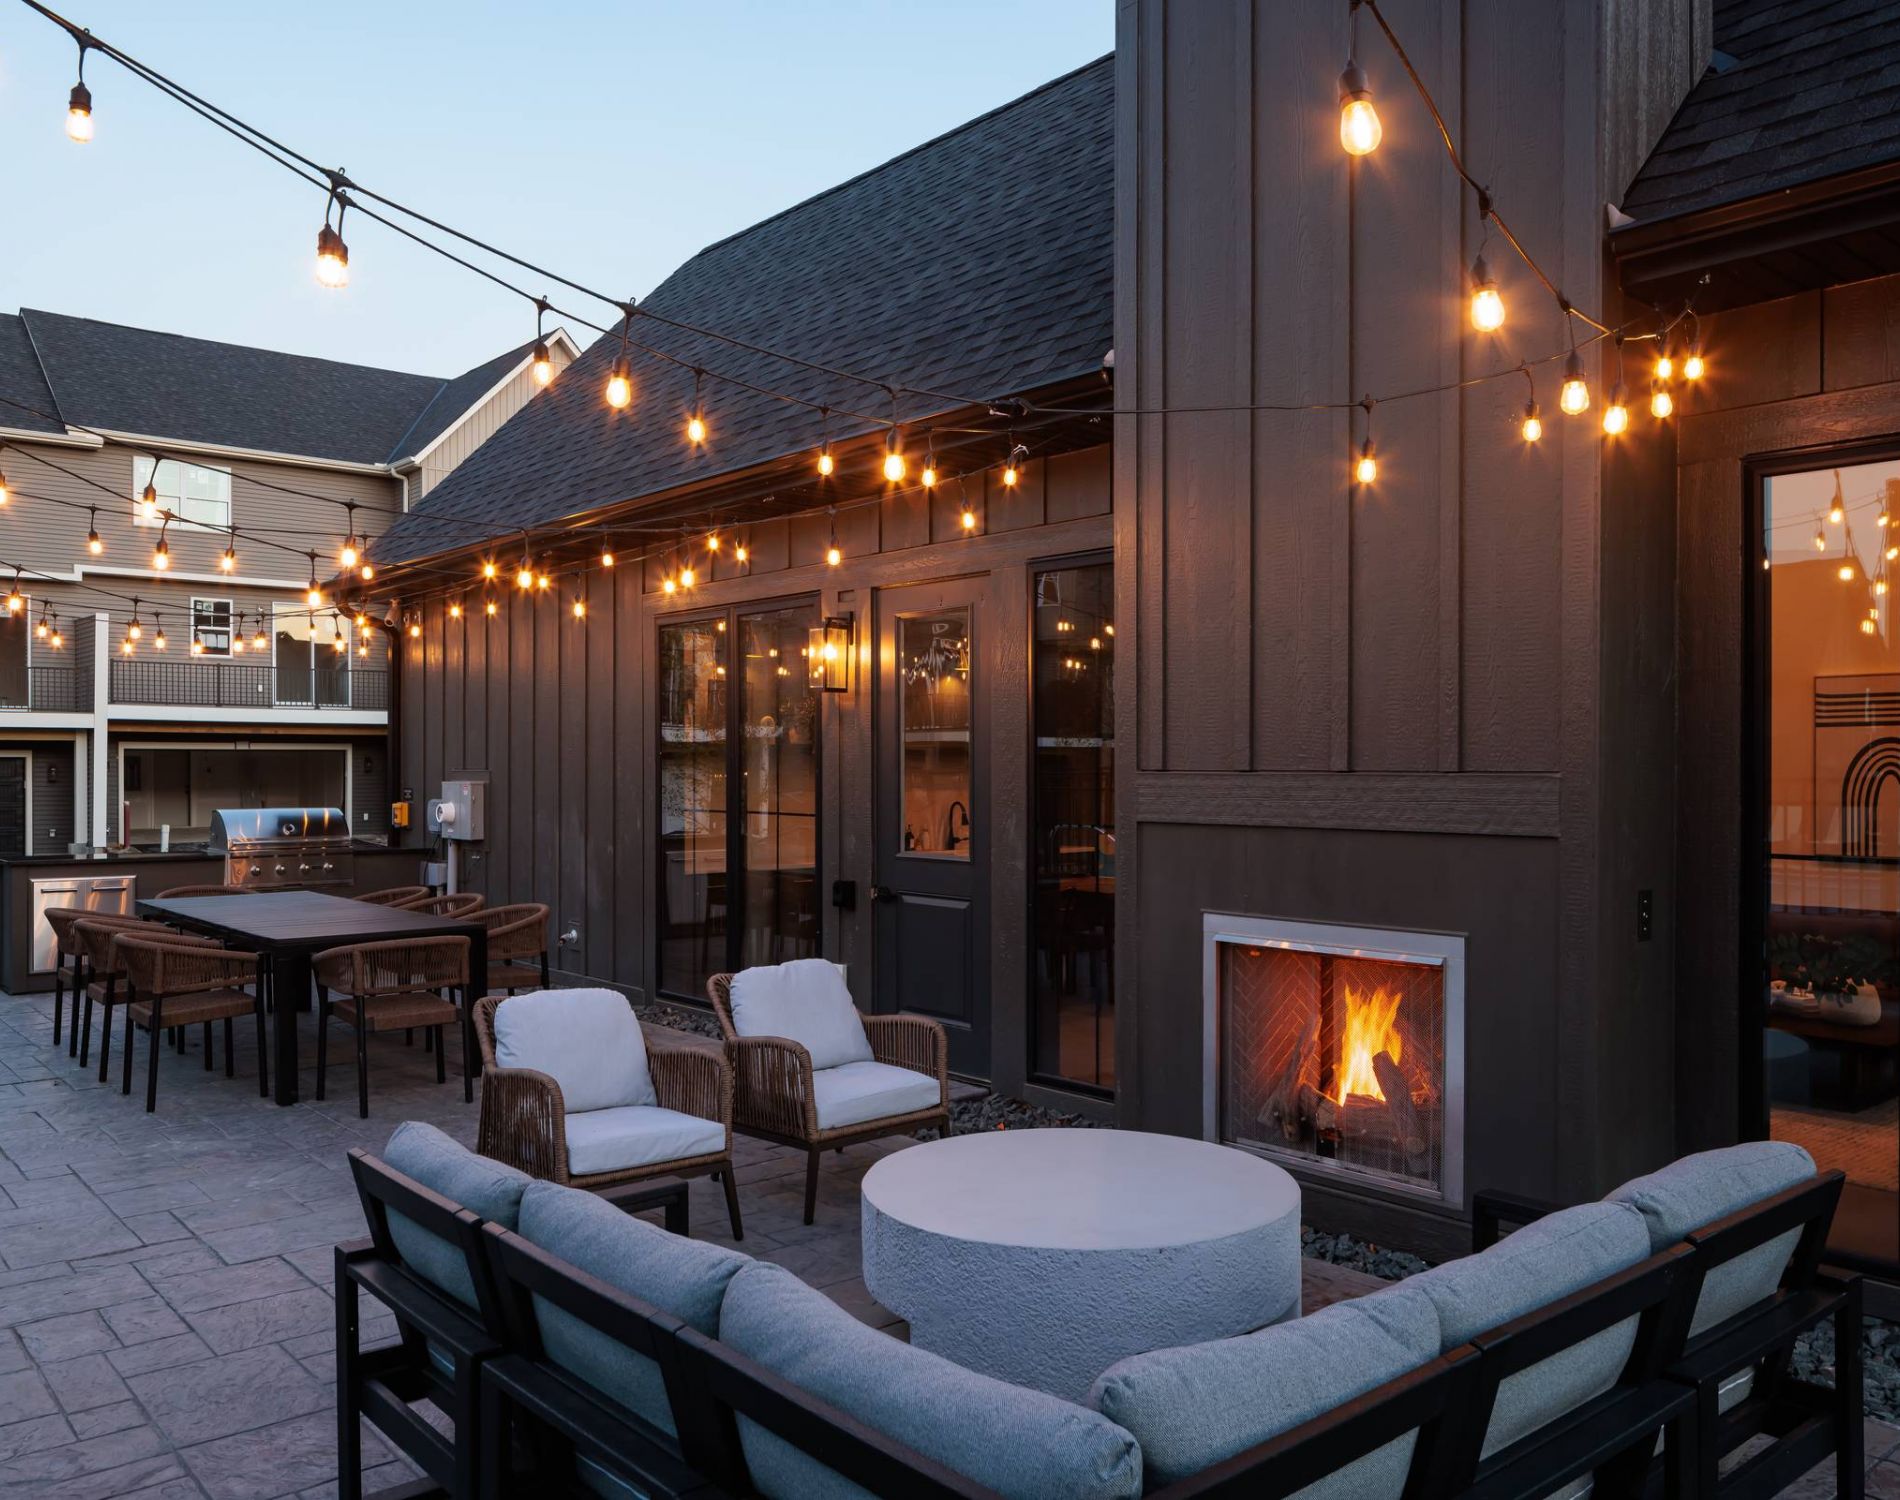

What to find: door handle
left=870, top=884, right=899, bottom=904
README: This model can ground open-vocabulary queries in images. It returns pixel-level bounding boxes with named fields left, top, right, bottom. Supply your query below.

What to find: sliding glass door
left=657, top=599, right=821, bottom=1000
left=1754, top=457, right=1898, bottom=1271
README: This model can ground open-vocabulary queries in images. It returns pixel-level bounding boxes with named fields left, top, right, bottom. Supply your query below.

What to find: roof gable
left=378, top=55, right=1114, bottom=565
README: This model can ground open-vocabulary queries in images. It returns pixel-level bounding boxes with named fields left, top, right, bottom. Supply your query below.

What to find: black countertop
left=0, top=841, right=406, bottom=868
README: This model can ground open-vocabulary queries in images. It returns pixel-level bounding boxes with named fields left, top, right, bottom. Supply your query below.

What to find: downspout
left=375, top=619, right=405, bottom=844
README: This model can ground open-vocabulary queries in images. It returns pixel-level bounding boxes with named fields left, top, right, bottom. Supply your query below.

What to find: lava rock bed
left=1793, top=1315, right=1900, bottom=1422
left=1301, top=1226, right=1433, bottom=1282
left=636, top=997, right=725, bottom=1041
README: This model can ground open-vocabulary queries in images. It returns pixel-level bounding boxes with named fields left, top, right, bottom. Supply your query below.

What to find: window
left=657, top=601, right=821, bottom=1000
left=272, top=604, right=349, bottom=706
left=0, top=605, right=26, bottom=709
left=191, top=597, right=233, bottom=657
left=1030, top=559, right=1115, bottom=1092
left=132, top=456, right=231, bottom=529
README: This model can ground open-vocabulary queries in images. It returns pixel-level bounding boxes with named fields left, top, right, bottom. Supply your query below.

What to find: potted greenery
left=1768, top=932, right=1892, bottom=1026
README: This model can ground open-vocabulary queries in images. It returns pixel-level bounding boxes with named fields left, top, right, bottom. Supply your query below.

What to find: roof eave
left=1613, top=159, right=1900, bottom=311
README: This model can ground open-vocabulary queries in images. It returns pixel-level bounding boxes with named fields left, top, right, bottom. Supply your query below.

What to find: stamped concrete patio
left=0, top=986, right=1894, bottom=1499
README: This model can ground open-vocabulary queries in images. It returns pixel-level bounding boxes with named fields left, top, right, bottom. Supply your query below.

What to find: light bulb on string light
left=1682, top=338, right=1706, bottom=381
left=825, top=508, right=842, bottom=568
left=601, top=545, right=615, bottom=568
left=960, top=479, right=979, bottom=532
left=816, top=407, right=835, bottom=476
left=1559, top=350, right=1590, bottom=416
left=193, top=636, right=207, bottom=657
left=449, top=600, right=463, bottom=620
left=1862, top=617, right=1879, bottom=636
left=86, top=508, right=103, bottom=556
left=1655, top=346, right=1675, bottom=381
left=1337, top=39, right=1381, bottom=157
left=153, top=623, right=167, bottom=651
left=1829, top=490, right=1845, bottom=525
left=1878, top=579, right=1890, bottom=597
left=882, top=398, right=906, bottom=482
left=0, top=459, right=8, bottom=505
left=315, top=184, right=350, bottom=289
left=34, top=610, right=48, bottom=641
left=1003, top=436, right=1027, bottom=488
left=359, top=561, right=375, bottom=582
left=65, top=38, right=93, bottom=142
left=358, top=638, right=369, bottom=658
left=305, top=554, right=323, bottom=608
left=231, top=614, right=246, bottom=653
left=1353, top=397, right=1378, bottom=484
left=1650, top=382, right=1673, bottom=420
left=572, top=594, right=587, bottom=620
left=127, top=603, right=142, bottom=642
left=536, top=571, right=551, bottom=591
left=1839, top=563, right=1857, bottom=582
left=220, top=531, right=237, bottom=572
left=139, top=476, right=160, bottom=521
left=151, top=532, right=169, bottom=571
left=482, top=560, right=498, bottom=581
left=735, top=543, right=749, bottom=566
left=4, top=574, right=20, bottom=615
left=120, top=636, right=133, bottom=655
left=485, top=596, right=498, bottom=617
left=605, top=356, right=633, bottom=410
left=1879, top=507, right=1891, bottom=529
left=529, top=298, right=555, bottom=387
left=1601, top=384, right=1629, bottom=436
left=662, top=575, right=677, bottom=596
left=921, top=440, right=938, bottom=489
left=409, top=618, right=422, bottom=640
left=1517, top=367, right=1541, bottom=442
left=516, top=553, right=535, bottom=590
left=339, top=506, right=361, bottom=570
left=707, top=533, right=721, bottom=556
left=48, top=618, right=61, bottom=651
left=1468, top=254, right=1504, bottom=333
left=252, top=622, right=267, bottom=651
left=686, top=370, right=708, bottom=445
left=1815, top=525, right=1828, bottom=552
left=1888, top=545, right=1899, bottom=562
left=679, top=564, right=697, bottom=589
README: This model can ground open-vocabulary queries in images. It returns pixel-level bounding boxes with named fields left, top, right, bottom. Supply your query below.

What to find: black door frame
left=653, top=591, right=821, bottom=1004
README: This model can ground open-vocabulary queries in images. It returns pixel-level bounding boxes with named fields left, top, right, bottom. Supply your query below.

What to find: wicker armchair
left=474, top=993, right=742, bottom=1238
left=43, top=905, right=102, bottom=1054
left=357, top=886, right=431, bottom=907
left=398, top=891, right=485, bottom=918
left=72, top=918, right=219, bottom=1078
left=313, top=936, right=472, bottom=1118
left=477, top=903, right=550, bottom=993
left=153, top=883, right=249, bottom=899
left=111, top=933, right=267, bottom=1111
left=708, top=971, right=949, bottom=1223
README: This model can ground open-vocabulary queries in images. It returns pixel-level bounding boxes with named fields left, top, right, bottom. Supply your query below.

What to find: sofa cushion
left=720, top=1261, right=1141, bottom=1499
left=810, top=1060, right=939, bottom=1131
left=1406, top=1201, right=1650, bottom=1457
left=495, top=988, right=655, bottom=1113
left=564, top=1104, right=725, bottom=1177
left=517, top=1180, right=748, bottom=1437
left=1607, top=1141, right=1816, bottom=1336
left=729, top=959, right=873, bottom=1072
left=383, top=1121, right=531, bottom=1307
left=1089, top=1281, right=1439, bottom=1496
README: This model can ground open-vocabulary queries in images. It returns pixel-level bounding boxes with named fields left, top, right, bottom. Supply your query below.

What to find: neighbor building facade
left=0, top=308, right=577, bottom=853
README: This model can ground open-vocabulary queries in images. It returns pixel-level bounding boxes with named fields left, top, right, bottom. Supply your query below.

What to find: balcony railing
left=0, top=665, right=85, bottom=712
left=109, top=659, right=388, bottom=711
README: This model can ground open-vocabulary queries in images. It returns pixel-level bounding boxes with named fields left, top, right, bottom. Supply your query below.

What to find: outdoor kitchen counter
left=0, top=845, right=425, bottom=995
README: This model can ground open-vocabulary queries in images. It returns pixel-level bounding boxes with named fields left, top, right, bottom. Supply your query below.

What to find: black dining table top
left=136, top=890, right=483, bottom=950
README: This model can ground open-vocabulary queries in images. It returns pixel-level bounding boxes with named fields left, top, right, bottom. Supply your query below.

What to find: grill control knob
left=321, top=862, right=335, bottom=872
left=273, top=864, right=288, bottom=876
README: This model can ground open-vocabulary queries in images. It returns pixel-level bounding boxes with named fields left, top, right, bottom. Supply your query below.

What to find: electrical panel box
left=434, top=779, right=486, bottom=842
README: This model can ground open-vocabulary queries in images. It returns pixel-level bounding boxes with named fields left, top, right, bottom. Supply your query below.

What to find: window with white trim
left=132, top=456, right=232, bottom=529
left=191, top=597, right=233, bottom=657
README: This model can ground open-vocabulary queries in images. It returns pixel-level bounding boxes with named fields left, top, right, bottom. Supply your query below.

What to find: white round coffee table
left=861, top=1128, right=1300, bottom=1399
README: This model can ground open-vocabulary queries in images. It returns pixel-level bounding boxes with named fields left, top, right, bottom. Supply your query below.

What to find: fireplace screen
left=1207, top=917, right=1464, bottom=1205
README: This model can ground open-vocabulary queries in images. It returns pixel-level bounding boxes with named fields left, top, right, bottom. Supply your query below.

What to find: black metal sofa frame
left=337, top=1152, right=1863, bottom=1500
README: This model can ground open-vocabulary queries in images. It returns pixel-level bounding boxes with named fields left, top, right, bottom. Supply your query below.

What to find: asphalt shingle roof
left=378, top=54, right=1114, bottom=566
left=1621, top=0, right=1900, bottom=223
left=4, top=310, right=532, bottom=468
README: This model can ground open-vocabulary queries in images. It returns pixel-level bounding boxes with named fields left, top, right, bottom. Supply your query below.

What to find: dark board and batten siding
left=1115, top=0, right=1695, bottom=1225
left=399, top=448, right=1111, bottom=1102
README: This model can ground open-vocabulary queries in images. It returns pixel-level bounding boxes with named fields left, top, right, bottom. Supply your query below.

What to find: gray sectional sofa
left=341, top=1124, right=1859, bottom=1499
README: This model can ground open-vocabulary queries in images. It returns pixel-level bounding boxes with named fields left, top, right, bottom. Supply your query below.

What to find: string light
left=1649, top=382, right=1673, bottom=420
left=1814, top=526, right=1828, bottom=552
left=305, top=553, right=323, bottom=608
left=516, top=551, right=535, bottom=589
left=1353, top=398, right=1377, bottom=484
left=1468, top=254, right=1504, bottom=333
left=1682, top=338, right=1706, bottom=381
left=1003, top=437, right=1026, bottom=488
left=252, top=621, right=267, bottom=651
left=678, top=564, right=697, bottom=588
left=1601, top=384, right=1629, bottom=436
left=315, top=185, right=350, bottom=290
left=151, top=524, right=170, bottom=570
left=193, top=636, right=207, bottom=657
left=358, top=638, right=369, bottom=657
left=536, top=570, right=551, bottom=591
left=1337, top=13, right=1381, bottom=158
left=339, top=504, right=360, bottom=569
left=1560, top=350, right=1590, bottom=416
left=735, top=543, right=749, bottom=565
left=816, top=406, right=836, bottom=476
left=127, top=602, right=142, bottom=641
left=485, top=596, right=498, bottom=617
left=448, top=599, right=462, bottom=620
left=86, top=508, right=102, bottom=555
left=605, top=356, right=633, bottom=410
left=48, top=617, right=62, bottom=651
left=529, top=298, right=555, bottom=387
left=359, top=559, right=375, bottom=582
left=482, top=560, right=498, bottom=581
left=572, top=594, right=587, bottom=620
left=1839, top=563, right=1857, bottom=582
left=4, top=574, right=20, bottom=615
left=0, top=459, right=8, bottom=505
left=921, top=440, right=938, bottom=489
left=65, top=37, right=93, bottom=143
left=139, top=475, right=160, bottom=521
left=662, top=575, right=677, bottom=596
left=220, top=529, right=237, bottom=572
left=1655, top=347, right=1675, bottom=381
left=686, top=370, right=707, bottom=445
left=1518, top=367, right=1541, bottom=442
left=960, top=478, right=979, bottom=532
left=1862, top=618, right=1878, bottom=636
left=601, top=545, right=615, bottom=568
left=825, top=507, right=841, bottom=567
left=232, top=613, right=246, bottom=653
left=409, top=617, right=422, bottom=639
left=1829, top=497, right=1845, bottom=525
left=882, top=423, right=906, bottom=483
left=707, top=533, right=721, bottom=554
left=153, top=622, right=167, bottom=651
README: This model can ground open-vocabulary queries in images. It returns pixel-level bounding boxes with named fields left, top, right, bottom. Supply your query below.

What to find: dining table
left=137, top=890, right=489, bottom=1106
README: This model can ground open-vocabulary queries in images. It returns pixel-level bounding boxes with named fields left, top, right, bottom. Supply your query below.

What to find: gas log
left=1258, top=1011, right=1320, bottom=1142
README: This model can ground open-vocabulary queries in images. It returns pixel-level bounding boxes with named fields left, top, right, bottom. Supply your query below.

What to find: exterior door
left=874, top=578, right=989, bottom=1077
left=0, top=756, right=26, bottom=856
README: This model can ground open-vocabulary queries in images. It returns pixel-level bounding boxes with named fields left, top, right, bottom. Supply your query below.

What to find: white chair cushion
left=564, top=1105, right=725, bottom=1177
left=495, top=988, right=656, bottom=1113
left=728, top=958, right=873, bottom=1071
left=811, top=1060, right=940, bottom=1131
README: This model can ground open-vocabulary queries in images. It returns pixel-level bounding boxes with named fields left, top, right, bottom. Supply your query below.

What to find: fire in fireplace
left=1203, top=916, right=1465, bottom=1206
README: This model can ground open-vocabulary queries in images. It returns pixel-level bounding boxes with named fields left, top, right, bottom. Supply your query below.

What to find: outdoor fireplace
left=1203, top=915, right=1464, bottom=1207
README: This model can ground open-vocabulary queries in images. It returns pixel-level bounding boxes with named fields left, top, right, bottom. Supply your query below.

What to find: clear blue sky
left=0, top=1, right=1110, bottom=377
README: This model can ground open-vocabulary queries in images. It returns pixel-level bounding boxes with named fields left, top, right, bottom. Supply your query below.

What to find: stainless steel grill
left=209, top=807, right=355, bottom=890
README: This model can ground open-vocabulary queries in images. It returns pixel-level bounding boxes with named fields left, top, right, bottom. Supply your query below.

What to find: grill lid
left=208, top=807, right=349, bottom=851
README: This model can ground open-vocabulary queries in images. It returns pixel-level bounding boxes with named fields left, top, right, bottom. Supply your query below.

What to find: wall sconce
left=808, top=614, right=854, bottom=692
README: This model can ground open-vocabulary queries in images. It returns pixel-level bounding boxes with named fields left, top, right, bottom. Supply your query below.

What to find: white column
left=90, top=612, right=109, bottom=848
left=70, top=733, right=88, bottom=848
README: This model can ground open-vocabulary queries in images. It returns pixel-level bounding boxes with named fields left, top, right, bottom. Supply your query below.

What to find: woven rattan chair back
left=477, top=903, right=549, bottom=959
left=397, top=892, right=485, bottom=918
left=707, top=973, right=740, bottom=1042
left=153, top=883, right=249, bottom=899
left=357, top=886, right=431, bottom=907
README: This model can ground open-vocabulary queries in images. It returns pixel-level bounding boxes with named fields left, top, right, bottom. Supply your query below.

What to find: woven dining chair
left=397, top=891, right=485, bottom=918
left=708, top=971, right=950, bottom=1223
left=357, top=886, right=432, bottom=907
left=71, top=917, right=220, bottom=1078
left=476, top=903, right=550, bottom=994
left=153, top=883, right=250, bottom=899
left=314, top=936, right=473, bottom=1118
left=43, top=905, right=100, bottom=1054
left=112, top=932, right=268, bottom=1111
